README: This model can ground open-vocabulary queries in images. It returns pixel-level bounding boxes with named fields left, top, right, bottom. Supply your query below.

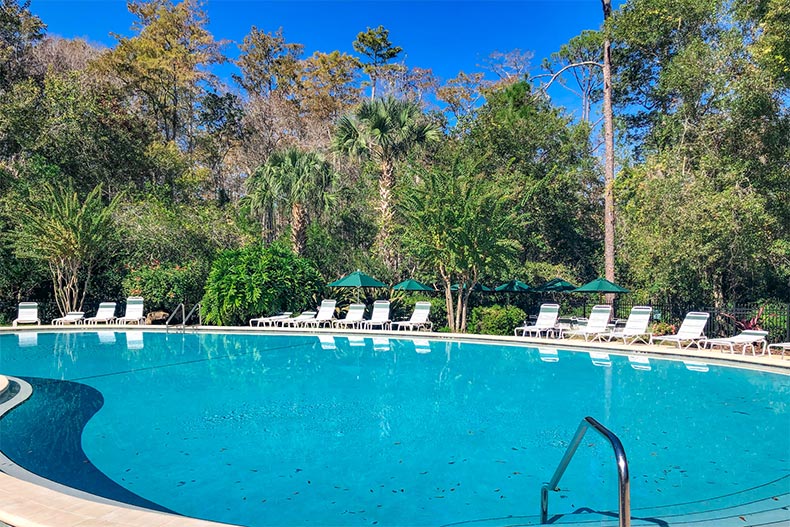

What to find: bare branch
left=533, top=61, right=603, bottom=92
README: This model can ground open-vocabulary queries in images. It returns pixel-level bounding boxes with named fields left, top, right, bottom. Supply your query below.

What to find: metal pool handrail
left=540, top=416, right=630, bottom=527
left=165, top=302, right=202, bottom=332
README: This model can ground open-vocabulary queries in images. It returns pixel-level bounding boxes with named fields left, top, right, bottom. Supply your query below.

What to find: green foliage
left=542, top=29, right=604, bottom=121
left=468, top=81, right=602, bottom=280
left=234, top=26, right=303, bottom=97
left=758, top=1, right=790, bottom=87
left=0, top=73, right=156, bottom=194
left=650, top=321, right=676, bottom=336
left=303, top=218, right=379, bottom=281
left=611, top=0, right=790, bottom=305
left=96, top=0, right=224, bottom=147
left=201, top=242, right=323, bottom=326
left=0, top=0, right=46, bottom=91
left=0, top=0, right=787, bottom=320
left=122, top=262, right=203, bottom=312
left=468, top=304, right=527, bottom=335
left=114, top=198, right=251, bottom=270
left=617, top=155, right=779, bottom=304
left=297, top=50, right=361, bottom=121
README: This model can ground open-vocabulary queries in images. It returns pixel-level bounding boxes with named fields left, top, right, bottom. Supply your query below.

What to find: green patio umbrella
left=392, top=279, right=435, bottom=292
left=572, top=277, right=629, bottom=294
left=328, top=270, right=388, bottom=301
left=572, top=277, right=629, bottom=317
left=495, top=279, right=530, bottom=306
left=533, top=278, right=577, bottom=293
left=450, top=283, right=493, bottom=292
left=495, top=280, right=531, bottom=292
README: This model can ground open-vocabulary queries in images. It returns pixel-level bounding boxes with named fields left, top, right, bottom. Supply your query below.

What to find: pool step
left=549, top=474, right=790, bottom=526
left=444, top=476, right=790, bottom=526
left=550, top=493, right=790, bottom=526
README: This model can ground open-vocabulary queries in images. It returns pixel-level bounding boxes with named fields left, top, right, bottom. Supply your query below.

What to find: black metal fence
left=477, top=294, right=790, bottom=343
left=613, top=300, right=790, bottom=343
left=523, top=298, right=789, bottom=343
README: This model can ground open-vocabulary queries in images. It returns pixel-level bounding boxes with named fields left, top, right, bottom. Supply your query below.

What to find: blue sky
left=29, top=0, right=622, bottom=112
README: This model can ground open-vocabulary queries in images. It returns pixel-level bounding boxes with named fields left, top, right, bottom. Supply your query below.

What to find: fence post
left=786, top=302, right=790, bottom=343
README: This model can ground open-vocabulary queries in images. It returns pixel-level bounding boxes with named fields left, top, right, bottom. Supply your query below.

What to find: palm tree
left=332, top=96, right=441, bottom=268
left=247, top=148, right=336, bottom=254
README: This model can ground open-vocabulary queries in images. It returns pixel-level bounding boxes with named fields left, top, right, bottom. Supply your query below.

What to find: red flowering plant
left=721, top=305, right=765, bottom=331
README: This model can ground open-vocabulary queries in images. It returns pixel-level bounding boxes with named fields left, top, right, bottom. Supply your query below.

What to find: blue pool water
left=0, top=331, right=788, bottom=526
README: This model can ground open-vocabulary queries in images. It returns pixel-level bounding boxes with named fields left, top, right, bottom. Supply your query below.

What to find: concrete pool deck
left=0, top=325, right=788, bottom=526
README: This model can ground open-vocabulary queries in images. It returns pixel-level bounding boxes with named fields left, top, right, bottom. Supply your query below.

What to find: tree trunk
left=291, top=201, right=307, bottom=255
left=377, top=159, right=395, bottom=269
left=441, top=272, right=455, bottom=332
left=455, top=288, right=464, bottom=332
left=602, top=0, right=616, bottom=293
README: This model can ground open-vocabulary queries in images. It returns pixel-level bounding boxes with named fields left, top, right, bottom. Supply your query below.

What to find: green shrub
left=201, top=242, right=323, bottom=326
left=469, top=304, right=526, bottom=335
left=122, top=262, right=204, bottom=312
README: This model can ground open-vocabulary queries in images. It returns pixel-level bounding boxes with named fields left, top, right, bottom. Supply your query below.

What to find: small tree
left=400, top=153, right=519, bottom=332
left=13, top=182, right=122, bottom=315
left=352, top=25, right=402, bottom=99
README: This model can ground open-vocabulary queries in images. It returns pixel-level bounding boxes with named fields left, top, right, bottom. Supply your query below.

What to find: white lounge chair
left=650, top=312, right=709, bottom=349
left=767, top=342, right=790, bottom=359
left=301, top=300, right=337, bottom=328
left=278, top=311, right=317, bottom=327
left=514, top=303, right=559, bottom=337
left=117, top=297, right=146, bottom=325
left=705, top=330, right=769, bottom=355
left=52, top=311, right=85, bottom=325
left=333, top=303, right=366, bottom=329
left=363, top=300, right=391, bottom=330
left=13, top=302, right=40, bottom=326
left=564, top=305, right=612, bottom=341
left=603, top=306, right=653, bottom=344
left=392, top=301, right=433, bottom=331
left=249, top=312, right=293, bottom=327
left=85, top=302, right=117, bottom=324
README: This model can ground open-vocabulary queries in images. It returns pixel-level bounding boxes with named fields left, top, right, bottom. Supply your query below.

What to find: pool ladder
left=165, top=303, right=201, bottom=332
left=541, top=416, right=631, bottom=527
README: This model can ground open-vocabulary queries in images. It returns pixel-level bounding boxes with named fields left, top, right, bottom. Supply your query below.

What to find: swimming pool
left=0, top=330, right=788, bottom=526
